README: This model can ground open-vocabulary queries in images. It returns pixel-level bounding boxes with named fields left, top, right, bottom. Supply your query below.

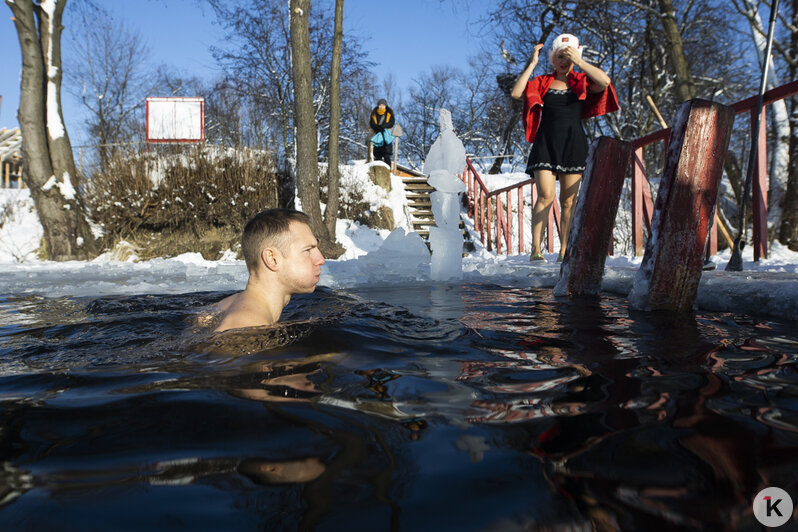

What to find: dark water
left=1, top=284, right=797, bottom=531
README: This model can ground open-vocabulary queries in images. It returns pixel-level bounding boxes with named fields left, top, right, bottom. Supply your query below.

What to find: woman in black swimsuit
left=511, top=34, right=618, bottom=261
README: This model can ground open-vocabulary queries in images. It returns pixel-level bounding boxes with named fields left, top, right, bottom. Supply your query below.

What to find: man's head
left=242, top=209, right=309, bottom=269
left=377, top=98, right=387, bottom=113
left=241, top=209, right=325, bottom=293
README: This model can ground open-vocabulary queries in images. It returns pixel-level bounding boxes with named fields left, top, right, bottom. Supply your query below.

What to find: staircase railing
left=460, top=157, right=560, bottom=254
left=458, top=79, right=798, bottom=258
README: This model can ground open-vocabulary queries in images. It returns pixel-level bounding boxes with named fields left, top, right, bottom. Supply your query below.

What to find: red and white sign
left=146, top=97, right=205, bottom=143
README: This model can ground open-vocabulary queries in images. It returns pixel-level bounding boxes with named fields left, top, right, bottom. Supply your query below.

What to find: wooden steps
left=395, top=163, right=473, bottom=254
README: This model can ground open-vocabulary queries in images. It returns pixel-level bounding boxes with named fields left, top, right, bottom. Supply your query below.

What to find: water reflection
left=0, top=286, right=797, bottom=530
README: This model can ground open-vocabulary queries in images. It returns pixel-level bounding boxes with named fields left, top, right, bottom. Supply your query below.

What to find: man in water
left=214, top=208, right=325, bottom=332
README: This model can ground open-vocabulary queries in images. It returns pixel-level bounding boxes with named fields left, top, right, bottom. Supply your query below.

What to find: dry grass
left=86, top=145, right=279, bottom=257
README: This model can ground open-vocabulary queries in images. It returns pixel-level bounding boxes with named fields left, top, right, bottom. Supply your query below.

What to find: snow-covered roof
left=0, top=127, right=22, bottom=163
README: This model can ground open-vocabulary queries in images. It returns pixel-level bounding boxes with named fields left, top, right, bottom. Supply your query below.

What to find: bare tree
left=290, top=0, right=343, bottom=257
left=6, top=0, right=97, bottom=260
left=656, top=0, right=697, bottom=101
left=323, top=0, right=344, bottom=238
left=65, top=1, right=152, bottom=170
left=403, top=65, right=460, bottom=166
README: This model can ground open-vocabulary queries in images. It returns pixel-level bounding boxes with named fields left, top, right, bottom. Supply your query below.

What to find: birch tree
left=780, top=0, right=798, bottom=249
left=732, top=0, right=791, bottom=237
left=6, top=0, right=97, bottom=260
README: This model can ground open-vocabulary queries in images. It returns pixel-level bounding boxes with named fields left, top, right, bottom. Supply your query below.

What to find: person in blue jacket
left=369, top=99, right=396, bottom=165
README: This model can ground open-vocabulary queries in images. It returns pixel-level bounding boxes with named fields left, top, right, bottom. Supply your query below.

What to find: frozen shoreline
left=0, top=248, right=795, bottom=321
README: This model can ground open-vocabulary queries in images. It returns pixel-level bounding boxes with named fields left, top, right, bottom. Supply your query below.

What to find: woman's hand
left=511, top=43, right=544, bottom=100
left=561, top=46, right=584, bottom=69
left=528, top=43, right=544, bottom=67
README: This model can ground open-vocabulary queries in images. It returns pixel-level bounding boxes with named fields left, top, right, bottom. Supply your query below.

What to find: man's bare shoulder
left=213, top=292, right=240, bottom=313
left=214, top=292, right=275, bottom=333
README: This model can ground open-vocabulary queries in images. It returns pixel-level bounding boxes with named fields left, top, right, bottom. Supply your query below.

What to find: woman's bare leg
left=558, top=172, right=583, bottom=258
left=532, top=170, right=557, bottom=256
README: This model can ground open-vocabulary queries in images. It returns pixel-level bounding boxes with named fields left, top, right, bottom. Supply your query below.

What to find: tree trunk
left=783, top=103, right=798, bottom=250
left=289, top=0, right=343, bottom=258
left=323, top=0, right=344, bottom=238
left=656, top=0, right=697, bottom=101
left=779, top=0, right=798, bottom=249
left=742, top=0, right=789, bottom=237
left=7, top=0, right=97, bottom=260
left=488, top=100, right=522, bottom=174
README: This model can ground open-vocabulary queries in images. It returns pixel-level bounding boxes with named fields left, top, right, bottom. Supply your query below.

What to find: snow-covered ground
left=1, top=170, right=797, bottom=321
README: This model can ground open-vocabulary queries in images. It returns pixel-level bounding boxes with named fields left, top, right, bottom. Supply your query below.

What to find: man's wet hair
left=241, top=208, right=311, bottom=272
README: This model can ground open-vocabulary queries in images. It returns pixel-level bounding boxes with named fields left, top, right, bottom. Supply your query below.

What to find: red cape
left=522, top=72, right=620, bottom=143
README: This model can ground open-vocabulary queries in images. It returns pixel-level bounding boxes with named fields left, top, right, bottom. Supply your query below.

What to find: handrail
left=489, top=178, right=534, bottom=197
left=457, top=79, right=798, bottom=258
left=731, top=79, right=798, bottom=114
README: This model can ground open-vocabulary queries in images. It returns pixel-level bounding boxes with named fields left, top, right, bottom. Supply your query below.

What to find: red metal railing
left=461, top=157, right=560, bottom=254
left=458, top=79, right=798, bottom=258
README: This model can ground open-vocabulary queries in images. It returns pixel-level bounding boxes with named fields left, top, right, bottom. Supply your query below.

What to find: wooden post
left=707, top=210, right=718, bottom=257
left=633, top=149, right=645, bottom=256
left=629, top=99, right=735, bottom=312
left=632, top=148, right=656, bottom=256
left=530, top=181, right=537, bottom=253
left=496, top=196, right=503, bottom=254
left=554, top=137, right=633, bottom=296
left=487, top=196, right=493, bottom=251
left=506, top=190, right=512, bottom=253
left=517, top=187, right=524, bottom=254
left=478, top=189, right=485, bottom=245
left=3, top=161, right=8, bottom=189
left=752, top=106, right=768, bottom=260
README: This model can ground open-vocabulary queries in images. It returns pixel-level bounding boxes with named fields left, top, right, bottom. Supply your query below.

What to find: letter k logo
left=765, top=496, right=783, bottom=517
left=754, top=488, right=792, bottom=527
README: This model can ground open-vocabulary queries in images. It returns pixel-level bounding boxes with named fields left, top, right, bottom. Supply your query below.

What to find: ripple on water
left=0, top=284, right=796, bottom=529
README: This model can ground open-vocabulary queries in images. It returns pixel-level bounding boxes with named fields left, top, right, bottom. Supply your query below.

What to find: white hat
left=549, top=33, right=583, bottom=67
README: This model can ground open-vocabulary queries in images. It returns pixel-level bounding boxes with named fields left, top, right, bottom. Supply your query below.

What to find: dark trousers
left=373, top=144, right=392, bottom=166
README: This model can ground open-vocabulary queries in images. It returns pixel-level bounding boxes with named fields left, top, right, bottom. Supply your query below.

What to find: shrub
left=86, top=145, right=279, bottom=258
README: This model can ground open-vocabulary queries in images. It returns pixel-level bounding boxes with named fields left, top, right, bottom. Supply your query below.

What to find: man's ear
left=261, top=246, right=281, bottom=272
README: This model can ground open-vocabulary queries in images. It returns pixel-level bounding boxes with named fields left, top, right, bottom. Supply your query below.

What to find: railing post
left=496, top=196, right=503, bottom=254
left=752, top=106, right=769, bottom=260
left=632, top=148, right=655, bottom=256
left=478, top=189, right=484, bottom=244
left=554, top=137, right=633, bottom=296
left=629, top=99, right=734, bottom=312
left=486, top=196, right=493, bottom=251
left=506, top=190, right=512, bottom=254
left=530, top=181, right=537, bottom=254
left=517, top=187, right=524, bottom=254
left=633, top=148, right=645, bottom=256
left=469, top=168, right=475, bottom=217
left=707, top=210, right=718, bottom=258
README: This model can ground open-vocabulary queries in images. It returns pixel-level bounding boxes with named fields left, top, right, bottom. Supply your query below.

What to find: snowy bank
left=1, top=186, right=797, bottom=321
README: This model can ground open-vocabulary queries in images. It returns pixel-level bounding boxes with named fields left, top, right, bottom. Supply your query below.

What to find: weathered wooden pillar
left=629, top=99, right=734, bottom=312
left=751, top=105, right=768, bottom=260
left=554, top=136, right=633, bottom=296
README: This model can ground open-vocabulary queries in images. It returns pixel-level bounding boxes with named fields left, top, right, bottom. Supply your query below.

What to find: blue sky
left=0, top=0, right=490, bottom=137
